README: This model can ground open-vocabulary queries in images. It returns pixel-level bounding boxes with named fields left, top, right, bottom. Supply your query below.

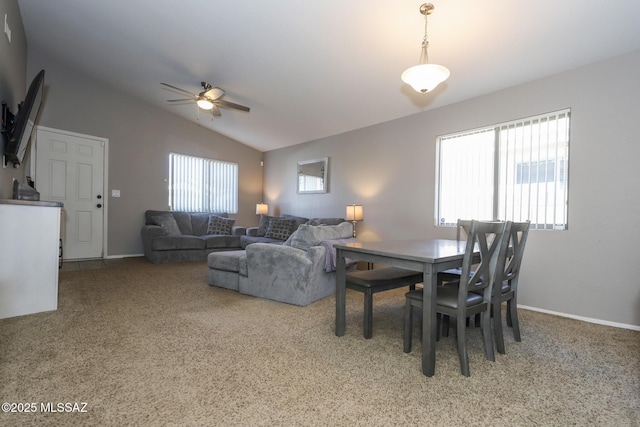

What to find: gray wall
left=0, top=0, right=27, bottom=197
left=25, top=47, right=264, bottom=257
left=263, top=49, right=640, bottom=328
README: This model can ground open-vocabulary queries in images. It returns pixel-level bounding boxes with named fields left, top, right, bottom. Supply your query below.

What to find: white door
left=35, top=127, right=106, bottom=260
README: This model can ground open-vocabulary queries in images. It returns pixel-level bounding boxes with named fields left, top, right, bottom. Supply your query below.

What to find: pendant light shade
left=401, top=63, right=450, bottom=94
left=401, top=3, right=449, bottom=94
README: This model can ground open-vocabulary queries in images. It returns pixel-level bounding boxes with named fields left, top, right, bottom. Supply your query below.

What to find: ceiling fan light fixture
left=197, top=98, right=214, bottom=110
left=401, top=3, right=450, bottom=94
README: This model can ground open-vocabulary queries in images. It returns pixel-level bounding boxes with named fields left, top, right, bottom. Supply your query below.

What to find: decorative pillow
left=206, top=215, right=235, bottom=235
left=256, top=214, right=273, bottom=237
left=281, top=214, right=309, bottom=230
left=264, top=217, right=296, bottom=241
left=287, top=222, right=353, bottom=251
left=151, top=214, right=182, bottom=236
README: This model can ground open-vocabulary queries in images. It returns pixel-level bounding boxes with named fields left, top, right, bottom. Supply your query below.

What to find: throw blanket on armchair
left=320, top=238, right=358, bottom=272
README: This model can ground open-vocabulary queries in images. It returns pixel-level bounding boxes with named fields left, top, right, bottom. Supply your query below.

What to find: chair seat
left=406, top=285, right=483, bottom=310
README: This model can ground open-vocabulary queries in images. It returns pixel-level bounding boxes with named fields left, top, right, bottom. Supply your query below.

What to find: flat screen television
left=2, top=69, right=45, bottom=166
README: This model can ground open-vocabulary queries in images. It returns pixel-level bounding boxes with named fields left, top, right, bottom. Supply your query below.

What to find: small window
left=436, top=109, right=570, bottom=230
left=169, top=152, right=238, bottom=213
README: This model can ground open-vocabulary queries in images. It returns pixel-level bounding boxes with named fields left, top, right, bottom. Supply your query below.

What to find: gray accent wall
left=263, top=49, right=640, bottom=328
left=0, top=0, right=27, bottom=197
left=25, top=47, right=263, bottom=257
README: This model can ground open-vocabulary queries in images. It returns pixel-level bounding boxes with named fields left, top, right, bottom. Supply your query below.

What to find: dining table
left=334, top=238, right=469, bottom=377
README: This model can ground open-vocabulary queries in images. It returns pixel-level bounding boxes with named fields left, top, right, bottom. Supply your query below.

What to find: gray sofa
left=141, top=210, right=246, bottom=264
left=208, top=221, right=356, bottom=306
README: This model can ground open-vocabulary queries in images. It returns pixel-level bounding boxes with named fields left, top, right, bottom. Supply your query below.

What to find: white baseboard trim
left=104, top=253, right=144, bottom=259
left=519, top=305, right=640, bottom=331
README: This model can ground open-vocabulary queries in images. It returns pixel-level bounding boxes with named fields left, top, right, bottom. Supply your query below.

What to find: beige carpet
left=1, top=259, right=639, bottom=426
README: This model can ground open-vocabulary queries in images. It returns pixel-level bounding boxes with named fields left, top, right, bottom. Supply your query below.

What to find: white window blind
left=436, top=109, right=570, bottom=230
left=169, top=153, right=238, bottom=213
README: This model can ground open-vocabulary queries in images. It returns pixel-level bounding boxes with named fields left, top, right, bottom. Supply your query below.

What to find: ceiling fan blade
left=211, top=104, right=222, bottom=117
left=161, top=82, right=197, bottom=96
left=203, top=87, right=225, bottom=101
left=215, top=99, right=250, bottom=112
left=167, top=98, right=194, bottom=102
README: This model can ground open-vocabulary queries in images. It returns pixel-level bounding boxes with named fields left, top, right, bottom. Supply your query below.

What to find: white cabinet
left=0, top=200, right=62, bottom=319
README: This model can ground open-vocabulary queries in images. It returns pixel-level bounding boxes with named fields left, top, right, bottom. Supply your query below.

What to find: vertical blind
left=437, top=109, right=570, bottom=230
left=169, top=153, right=238, bottom=213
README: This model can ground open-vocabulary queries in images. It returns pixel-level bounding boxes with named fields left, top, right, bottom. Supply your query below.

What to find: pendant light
left=401, top=3, right=450, bottom=94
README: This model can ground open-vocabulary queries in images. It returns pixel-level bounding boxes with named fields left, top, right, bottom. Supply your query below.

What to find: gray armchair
left=244, top=244, right=335, bottom=306
left=241, top=222, right=355, bottom=306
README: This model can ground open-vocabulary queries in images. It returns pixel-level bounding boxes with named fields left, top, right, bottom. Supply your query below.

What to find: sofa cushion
left=192, top=212, right=228, bottom=236
left=264, top=217, right=296, bottom=240
left=203, top=235, right=241, bottom=249
left=170, top=212, right=194, bottom=235
left=151, top=214, right=182, bottom=236
left=152, top=235, right=205, bottom=250
left=285, top=222, right=353, bottom=252
left=207, top=215, right=235, bottom=235
left=256, top=214, right=273, bottom=237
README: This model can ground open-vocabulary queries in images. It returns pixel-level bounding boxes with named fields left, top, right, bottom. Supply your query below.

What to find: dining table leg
left=422, top=265, right=437, bottom=377
left=335, top=248, right=346, bottom=336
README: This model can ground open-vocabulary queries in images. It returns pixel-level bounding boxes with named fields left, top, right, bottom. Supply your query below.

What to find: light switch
left=111, top=189, right=121, bottom=198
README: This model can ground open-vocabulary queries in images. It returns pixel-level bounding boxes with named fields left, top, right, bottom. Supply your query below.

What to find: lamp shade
left=401, top=63, right=450, bottom=93
left=197, top=98, right=214, bottom=110
left=346, top=205, right=364, bottom=222
left=256, top=203, right=268, bottom=215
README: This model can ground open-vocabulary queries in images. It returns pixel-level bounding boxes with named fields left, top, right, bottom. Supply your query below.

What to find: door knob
left=97, top=204, right=102, bottom=208
left=97, top=195, right=102, bottom=199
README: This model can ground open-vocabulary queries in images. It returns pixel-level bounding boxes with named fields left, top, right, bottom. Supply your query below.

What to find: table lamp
left=346, top=204, right=363, bottom=237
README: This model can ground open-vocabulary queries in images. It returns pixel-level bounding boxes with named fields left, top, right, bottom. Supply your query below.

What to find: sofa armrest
left=245, top=227, right=259, bottom=237
left=141, top=225, right=166, bottom=256
left=232, top=225, right=246, bottom=236
left=142, top=224, right=165, bottom=239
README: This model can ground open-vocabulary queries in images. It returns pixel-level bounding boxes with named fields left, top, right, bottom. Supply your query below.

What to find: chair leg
left=482, top=308, right=495, bottom=362
left=363, top=291, right=373, bottom=339
left=506, top=304, right=513, bottom=327
left=403, top=301, right=413, bottom=353
left=456, top=314, right=470, bottom=377
left=493, top=301, right=506, bottom=354
left=508, top=298, right=521, bottom=342
left=442, top=315, right=450, bottom=337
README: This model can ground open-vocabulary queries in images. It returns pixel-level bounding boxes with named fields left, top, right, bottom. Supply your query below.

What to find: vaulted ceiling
left=17, top=0, right=640, bottom=152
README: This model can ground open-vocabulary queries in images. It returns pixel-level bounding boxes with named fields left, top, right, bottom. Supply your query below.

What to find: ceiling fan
left=161, top=82, right=250, bottom=118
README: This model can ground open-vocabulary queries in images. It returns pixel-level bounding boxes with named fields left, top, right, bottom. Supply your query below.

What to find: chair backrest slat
left=458, top=220, right=507, bottom=305
left=494, top=220, right=530, bottom=294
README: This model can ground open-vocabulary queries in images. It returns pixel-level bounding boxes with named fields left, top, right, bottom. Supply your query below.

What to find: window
left=169, top=153, right=238, bottom=213
left=436, top=109, right=570, bottom=230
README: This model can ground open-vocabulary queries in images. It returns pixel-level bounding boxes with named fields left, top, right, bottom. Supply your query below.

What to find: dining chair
left=491, top=220, right=530, bottom=354
left=346, top=267, right=424, bottom=339
left=403, top=220, right=507, bottom=376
